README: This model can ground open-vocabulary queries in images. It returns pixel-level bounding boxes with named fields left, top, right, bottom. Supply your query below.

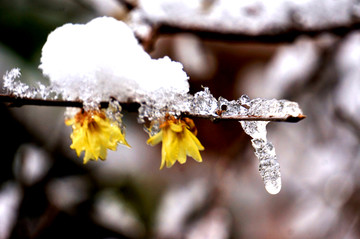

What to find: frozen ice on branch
left=240, top=97, right=303, bottom=194
left=139, top=86, right=304, bottom=194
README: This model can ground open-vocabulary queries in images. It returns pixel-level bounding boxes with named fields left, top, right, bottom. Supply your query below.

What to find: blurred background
left=1, top=0, right=360, bottom=238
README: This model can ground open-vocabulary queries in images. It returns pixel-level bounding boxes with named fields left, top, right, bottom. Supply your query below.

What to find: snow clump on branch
left=39, top=16, right=189, bottom=109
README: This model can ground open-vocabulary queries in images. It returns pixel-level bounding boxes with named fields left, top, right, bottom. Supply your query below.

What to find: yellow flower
left=65, top=110, right=130, bottom=164
left=147, top=116, right=204, bottom=169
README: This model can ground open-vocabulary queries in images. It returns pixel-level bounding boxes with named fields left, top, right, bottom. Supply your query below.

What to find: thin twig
left=0, top=94, right=140, bottom=112
left=186, top=113, right=306, bottom=123
left=0, top=94, right=306, bottom=123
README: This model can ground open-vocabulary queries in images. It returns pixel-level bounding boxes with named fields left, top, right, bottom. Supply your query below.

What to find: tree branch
left=186, top=113, right=306, bottom=123
left=132, top=0, right=360, bottom=48
left=0, top=94, right=140, bottom=112
left=0, top=94, right=306, bottom=123
left=155, top=22, right=360, bottom=44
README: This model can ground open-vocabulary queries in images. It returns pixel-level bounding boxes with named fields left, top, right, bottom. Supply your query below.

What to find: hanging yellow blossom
left=65, top=109, right=130, bottom=164
left=147, top=115, right=204, bottom=169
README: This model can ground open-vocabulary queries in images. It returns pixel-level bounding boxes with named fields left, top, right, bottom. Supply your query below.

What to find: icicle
left=251, top=138, right=281, bottom=194
left=240, top=96, right=303, bottom=194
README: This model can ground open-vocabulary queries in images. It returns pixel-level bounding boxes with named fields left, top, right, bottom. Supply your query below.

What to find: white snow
left=39, top=16, right=189, bottom=109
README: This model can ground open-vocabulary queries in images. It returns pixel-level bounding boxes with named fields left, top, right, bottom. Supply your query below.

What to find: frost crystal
left=240, top=96, right=303, bottom=194
left=217, top=96, right=248, bottom=117
left=191, top=87, right=218, bottom=116
left=3, top=68, right=28, bottom=96
left=137, top=87, right=249, bottom=122
left=39, top=16, right=189, bottom=109
left=3, top=68, right=56, bottom=99
left=138, top=93, right=192, bottom=123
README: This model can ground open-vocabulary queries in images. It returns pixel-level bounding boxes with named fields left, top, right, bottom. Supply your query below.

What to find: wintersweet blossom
left=147, top=116, right=204, bottom=169
left=65, top=110, right=130, bottom=164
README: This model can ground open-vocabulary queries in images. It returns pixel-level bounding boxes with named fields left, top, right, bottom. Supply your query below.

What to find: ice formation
left=138, top=87, right=303, bottom=195
left=2, top=68, right=27, bottom=97
left=240, top=97, right=303, bottom=194
left=138, top=87, right=248, bottom=123
left=39, top=16, right=189, bottom=109
left=3, top=68, right=56, bottom=99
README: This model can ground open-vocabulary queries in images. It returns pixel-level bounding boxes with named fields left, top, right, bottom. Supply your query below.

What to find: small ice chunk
left=106, top=99, right=126, bottom=133
left=138, top=92, right=192, bottom=122
left=239, top=94, right=251, bottom=107
left=191, top=87, right=218, bottom=116
left=218, top=96, right=248, bottom=117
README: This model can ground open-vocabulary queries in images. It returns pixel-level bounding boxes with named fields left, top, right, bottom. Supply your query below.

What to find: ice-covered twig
left=0, top=94, right=139, bottom=111
left=1, top=68, right=305, bottom=195
left=0, top=94, right=305, bottom=122
left=186, top=113, right=306, bottom=123
left=239, top=97, right=305, bottom=194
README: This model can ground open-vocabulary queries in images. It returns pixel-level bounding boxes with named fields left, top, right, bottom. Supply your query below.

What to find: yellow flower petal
left=182, top=129, right=202, bottom=162
left=169, top=121, right=183, bottom=132
left=66, top=110, right=130, bottom=164
left=162, top=127, right=178, bottom=168
left=147, top=131, right=163, bottom=146
left=187, top=129, right=205, bottom=151
left=147, top=116, right=204, bottom=169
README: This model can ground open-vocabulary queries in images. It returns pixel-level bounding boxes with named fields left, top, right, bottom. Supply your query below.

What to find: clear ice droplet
left=240, top=94, right=250, bottom=106
left=251, top=138, right=281, bottom=194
